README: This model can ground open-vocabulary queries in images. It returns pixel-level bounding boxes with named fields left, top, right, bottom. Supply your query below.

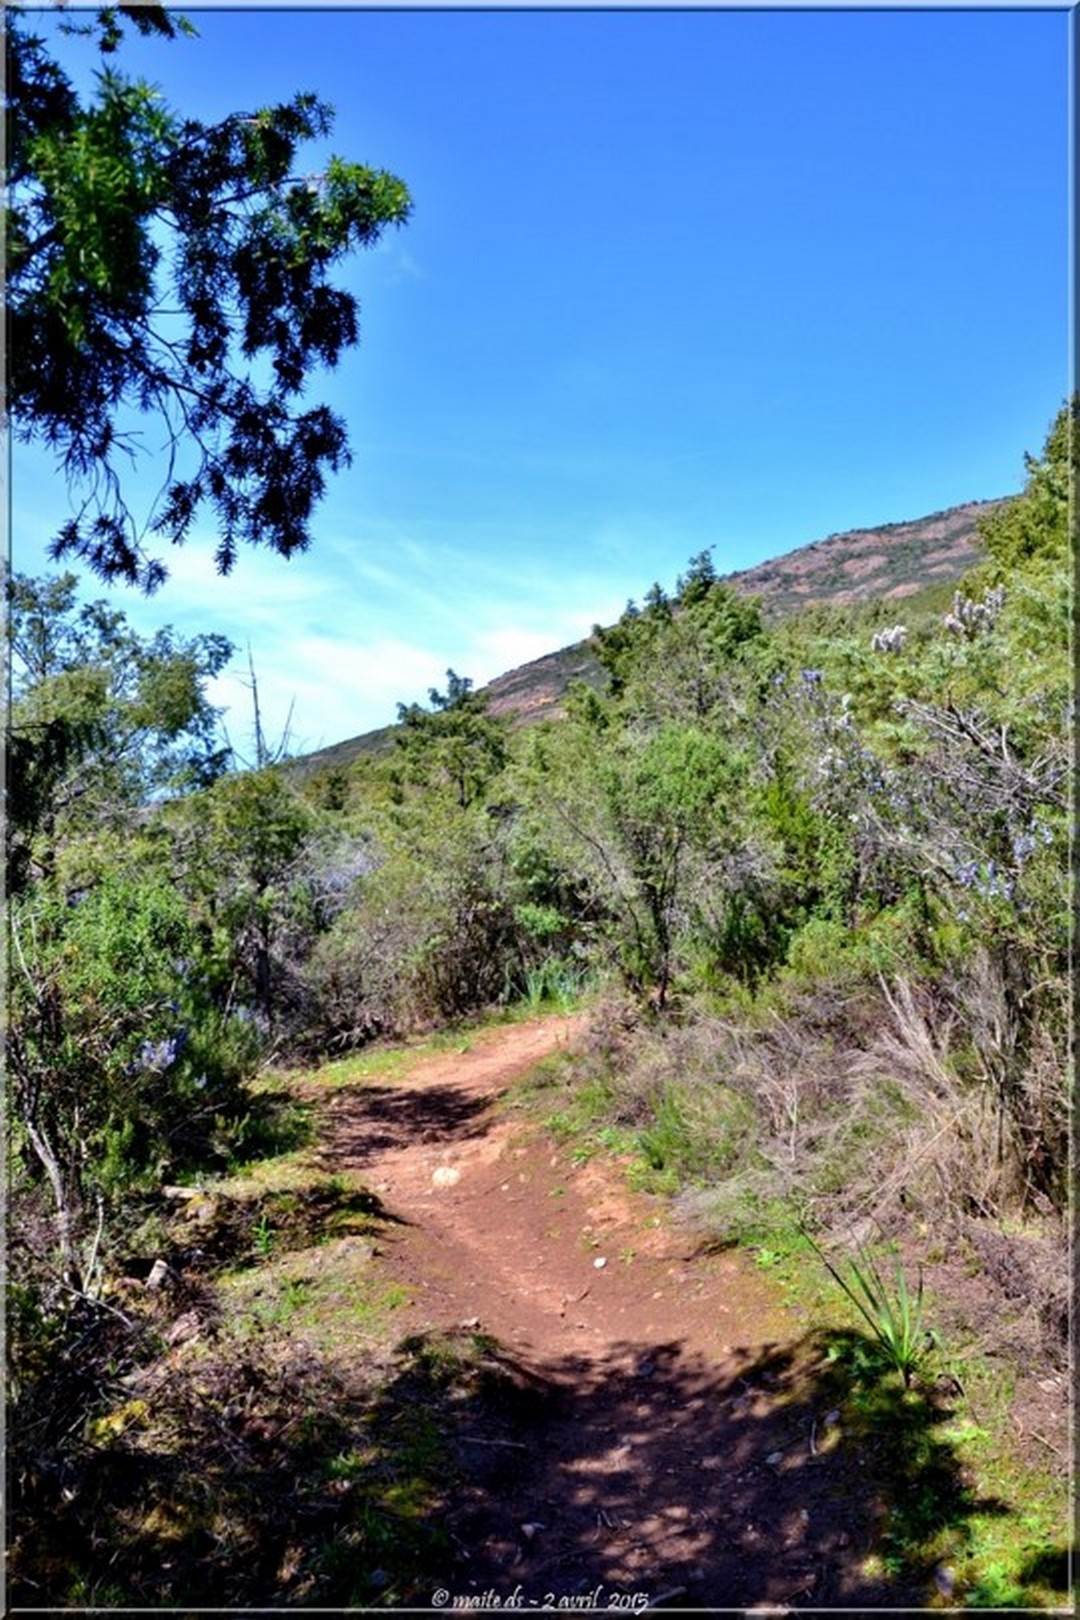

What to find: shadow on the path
left=318, top=1079, right=499, bottom=1168
left=409, top=1323, right=1010, bottom=1611
left=6, top=1314, right=1033, bottom=1611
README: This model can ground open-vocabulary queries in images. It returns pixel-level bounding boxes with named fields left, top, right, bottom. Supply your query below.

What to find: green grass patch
left=286, top=1031, right=471, bottom=1091
left=793, top=1327, right=1070, bottom=1609
left=518, top=956, right=594, bottom=1013
left=219, top=1241, right=411, bottom=1358
left=542, top=1075, right=619, bottom=1139
left=635, top=1080, right=756, bottom=1183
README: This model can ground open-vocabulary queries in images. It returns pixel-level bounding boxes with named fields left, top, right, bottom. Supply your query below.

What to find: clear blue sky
left=12, top=5, right=1071, bottom=755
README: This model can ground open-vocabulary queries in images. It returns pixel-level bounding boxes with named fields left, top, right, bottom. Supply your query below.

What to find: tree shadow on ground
left=1019, top=1546, right=1071, bottom=1589
left=7, top=1334, right=444, bottom=1610
left=162, top=1182, right=409, bottom=1278
left=317, top=1080, right=499, bottom=1168
left=9, top=1315, right=1031, bottom=1612
left=424, top=1325, right=1012, bottom=1611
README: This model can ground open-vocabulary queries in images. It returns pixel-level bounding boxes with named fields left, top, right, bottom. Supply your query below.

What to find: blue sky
left=12, top=5, right=1071, bottom=755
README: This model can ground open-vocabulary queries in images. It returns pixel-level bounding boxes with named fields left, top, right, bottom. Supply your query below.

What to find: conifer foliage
left=7, top=3, right=412, bottom=589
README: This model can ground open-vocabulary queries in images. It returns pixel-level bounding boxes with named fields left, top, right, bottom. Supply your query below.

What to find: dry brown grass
left=586, top=975, right=1069, bottom=1360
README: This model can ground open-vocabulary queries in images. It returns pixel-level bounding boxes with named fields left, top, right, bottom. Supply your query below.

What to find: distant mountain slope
left=721, top=497, right=1004, bottom=618
left=292, top=495, right=1007, bottom=773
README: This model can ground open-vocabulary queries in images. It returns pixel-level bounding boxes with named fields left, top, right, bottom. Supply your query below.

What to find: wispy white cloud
left=13, top=472, right=650, bottom=753
left=361, top=234, right=424, bottom=289
left=195, top=545, right=630, bottom=750
left=468, top=626, right=565, bottom=678
left=209, top=633, right=448, bottom=756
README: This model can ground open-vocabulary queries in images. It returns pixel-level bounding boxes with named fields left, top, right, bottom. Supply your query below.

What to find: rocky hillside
left=294, top=494, right=1006, bottom=771
left=723, top=497, right=1003, bottom=617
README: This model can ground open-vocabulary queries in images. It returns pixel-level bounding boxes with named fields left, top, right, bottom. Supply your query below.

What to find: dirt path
left=313, top=1014, right=924, bottom=1611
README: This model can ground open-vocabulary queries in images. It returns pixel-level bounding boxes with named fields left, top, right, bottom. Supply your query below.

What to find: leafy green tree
left=304, top=807, right=527, bottom=1038
left=525, top=718, right=741, bottom=1008
left=594, top=560, right=765, bottom=721
left=592, top=587, right=670, bottom=698
left=7, top=571, right=232, bottom=891
left=394, top=670, right=508, bottom=809
left=602, top=726, right=736, bottom=1006
left=4, top=572, right=252, bottom=1291
left=7, top=3, right=411, bottom=589
left=975, top=397, right=1074, bottom=574
left=165, top=766, right=316, bottom=1026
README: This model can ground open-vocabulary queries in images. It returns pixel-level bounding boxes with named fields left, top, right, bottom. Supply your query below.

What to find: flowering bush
left=8, top=871, right=258, bottom=1286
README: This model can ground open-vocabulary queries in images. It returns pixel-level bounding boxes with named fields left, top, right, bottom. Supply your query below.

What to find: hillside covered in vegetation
left=8, top=403, right=1071, bottom=1607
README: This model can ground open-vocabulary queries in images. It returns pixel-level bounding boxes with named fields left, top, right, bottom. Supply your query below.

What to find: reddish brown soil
left=314, top=1015, right=961, bottom=1611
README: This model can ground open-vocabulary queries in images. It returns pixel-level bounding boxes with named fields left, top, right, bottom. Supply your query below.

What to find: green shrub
left=8, top=869, right=260, bottom=1286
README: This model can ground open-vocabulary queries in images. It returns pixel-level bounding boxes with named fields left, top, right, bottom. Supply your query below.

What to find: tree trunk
left=24, top=1116, right=81, bottom=1292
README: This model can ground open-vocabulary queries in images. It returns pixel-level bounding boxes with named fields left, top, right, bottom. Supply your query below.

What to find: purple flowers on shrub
left=953, top=859, right=1013, bottom=902
left=137, top=1031, right=186, bottom=1072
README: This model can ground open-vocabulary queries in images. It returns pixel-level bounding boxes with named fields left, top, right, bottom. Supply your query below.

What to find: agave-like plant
left=804, top=1229, right=933, bottom=1387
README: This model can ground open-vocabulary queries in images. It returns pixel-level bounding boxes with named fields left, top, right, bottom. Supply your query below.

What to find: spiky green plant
left=805, top=1229, right=933, bottom=1387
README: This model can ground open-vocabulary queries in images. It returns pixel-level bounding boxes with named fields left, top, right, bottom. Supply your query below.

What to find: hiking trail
left=310, top=1012, right=909, bottom=1610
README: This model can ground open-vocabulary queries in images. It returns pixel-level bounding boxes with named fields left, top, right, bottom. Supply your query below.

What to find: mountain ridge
left=293, top=494, right=1008, bottom=773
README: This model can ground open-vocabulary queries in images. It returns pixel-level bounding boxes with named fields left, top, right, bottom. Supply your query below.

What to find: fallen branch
left=458, top=1434, right=528, bottom=1450
left=53, top=1278, right=136, bottom=1330
left=1028, top=1429, right=1068, bottom=1463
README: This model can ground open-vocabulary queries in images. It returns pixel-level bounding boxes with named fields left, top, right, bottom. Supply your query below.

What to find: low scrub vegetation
left=7, top=402, right=1073, bottom=1604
